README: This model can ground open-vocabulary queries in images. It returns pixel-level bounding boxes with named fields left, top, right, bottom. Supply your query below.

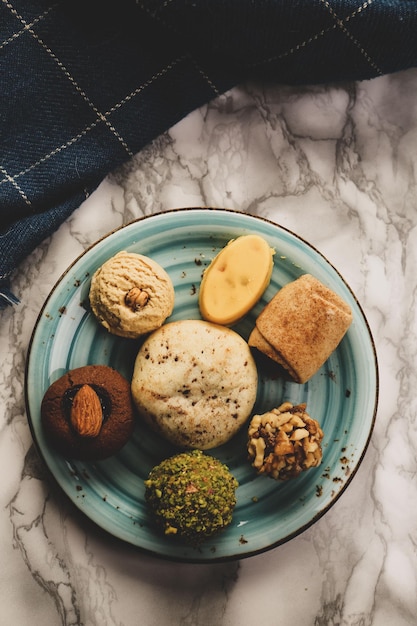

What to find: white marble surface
left=2, top=67, right=417, bottom=625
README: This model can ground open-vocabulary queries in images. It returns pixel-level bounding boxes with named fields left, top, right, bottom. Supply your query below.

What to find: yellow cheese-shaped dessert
left=199, top=234, right=275, bottom=325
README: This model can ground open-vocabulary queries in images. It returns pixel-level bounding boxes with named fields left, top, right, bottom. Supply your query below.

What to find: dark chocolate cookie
left=41, top=365, right=135, bottom=460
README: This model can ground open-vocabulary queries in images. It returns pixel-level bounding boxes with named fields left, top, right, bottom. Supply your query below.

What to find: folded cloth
left=1, top=0, right=417, bottom=307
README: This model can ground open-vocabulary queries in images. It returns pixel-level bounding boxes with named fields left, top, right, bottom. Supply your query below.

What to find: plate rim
left=24, top=207, right=379, bottom=562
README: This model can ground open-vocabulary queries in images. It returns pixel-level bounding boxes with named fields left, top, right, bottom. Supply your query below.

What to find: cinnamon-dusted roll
left=248, top=274, right=352, bottom=383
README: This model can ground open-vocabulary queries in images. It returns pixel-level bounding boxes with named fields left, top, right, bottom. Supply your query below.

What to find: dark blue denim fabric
left=1, top=0, right=417, bottom=306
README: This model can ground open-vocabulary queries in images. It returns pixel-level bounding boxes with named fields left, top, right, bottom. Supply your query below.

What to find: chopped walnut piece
left=247, top=402, right=324, bottom=480
left=125, top=287, right=149, bottom=310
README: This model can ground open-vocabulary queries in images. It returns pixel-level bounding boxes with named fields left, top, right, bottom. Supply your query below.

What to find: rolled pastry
left=248, top=274, right=353, bottom=383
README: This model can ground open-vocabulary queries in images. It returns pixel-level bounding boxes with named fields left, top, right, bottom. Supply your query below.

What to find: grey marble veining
left=2, top=68, right=417, bottom=625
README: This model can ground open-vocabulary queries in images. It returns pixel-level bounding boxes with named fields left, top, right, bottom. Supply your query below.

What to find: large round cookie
left=131, top=320, right=258, bottom=449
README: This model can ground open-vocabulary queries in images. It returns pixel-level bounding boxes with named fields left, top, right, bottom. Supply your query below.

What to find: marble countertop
left=1, top=67, right=417, bottom=626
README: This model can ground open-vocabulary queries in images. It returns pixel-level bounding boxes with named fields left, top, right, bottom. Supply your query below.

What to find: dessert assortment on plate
left=40, top=235, right=353, bottom=544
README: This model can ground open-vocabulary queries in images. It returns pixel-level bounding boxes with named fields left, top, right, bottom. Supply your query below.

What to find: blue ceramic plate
left=25, top=208, right=378, bottom=562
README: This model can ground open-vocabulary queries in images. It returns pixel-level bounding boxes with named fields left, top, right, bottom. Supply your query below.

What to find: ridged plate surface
left=25, top=208, right=378, bottom=562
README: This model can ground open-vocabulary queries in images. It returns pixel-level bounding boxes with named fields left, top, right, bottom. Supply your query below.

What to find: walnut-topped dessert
left=247, top=402, right=324, bottom=480
left=89, top=251, right=174, bottom=338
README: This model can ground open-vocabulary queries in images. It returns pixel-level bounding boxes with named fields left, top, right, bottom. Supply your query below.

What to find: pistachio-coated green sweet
left=144, top=450, right=238, bottom=544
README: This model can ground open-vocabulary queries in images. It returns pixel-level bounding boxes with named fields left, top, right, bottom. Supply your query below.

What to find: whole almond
left=70, top=384, right=102, bottom=438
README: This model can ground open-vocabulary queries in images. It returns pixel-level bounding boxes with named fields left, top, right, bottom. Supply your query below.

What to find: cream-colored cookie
left=131, top=320, right=258, bottom=449
left=89, top=251, right=174, bottom=339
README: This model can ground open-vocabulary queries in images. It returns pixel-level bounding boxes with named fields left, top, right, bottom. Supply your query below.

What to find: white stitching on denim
left=137, top=1, right=220, bottom=96
left=106, top=54, right=187, bottom=114
left=0, top=165, right=31, bottom=205
left=320, top=0, right=382, bottom=74
left=0, top=122, right=101, bottom=186
left=0, top=55, right=186, bottom=186
left=190, top=58, right=220, bottom=96
left=0, top=3, right=59, bottom=51
left=251, top=23, right=338, bottom=66
left=2, top=0, right=133, bottom=157
left=248, top=0, right=379, bottom=69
